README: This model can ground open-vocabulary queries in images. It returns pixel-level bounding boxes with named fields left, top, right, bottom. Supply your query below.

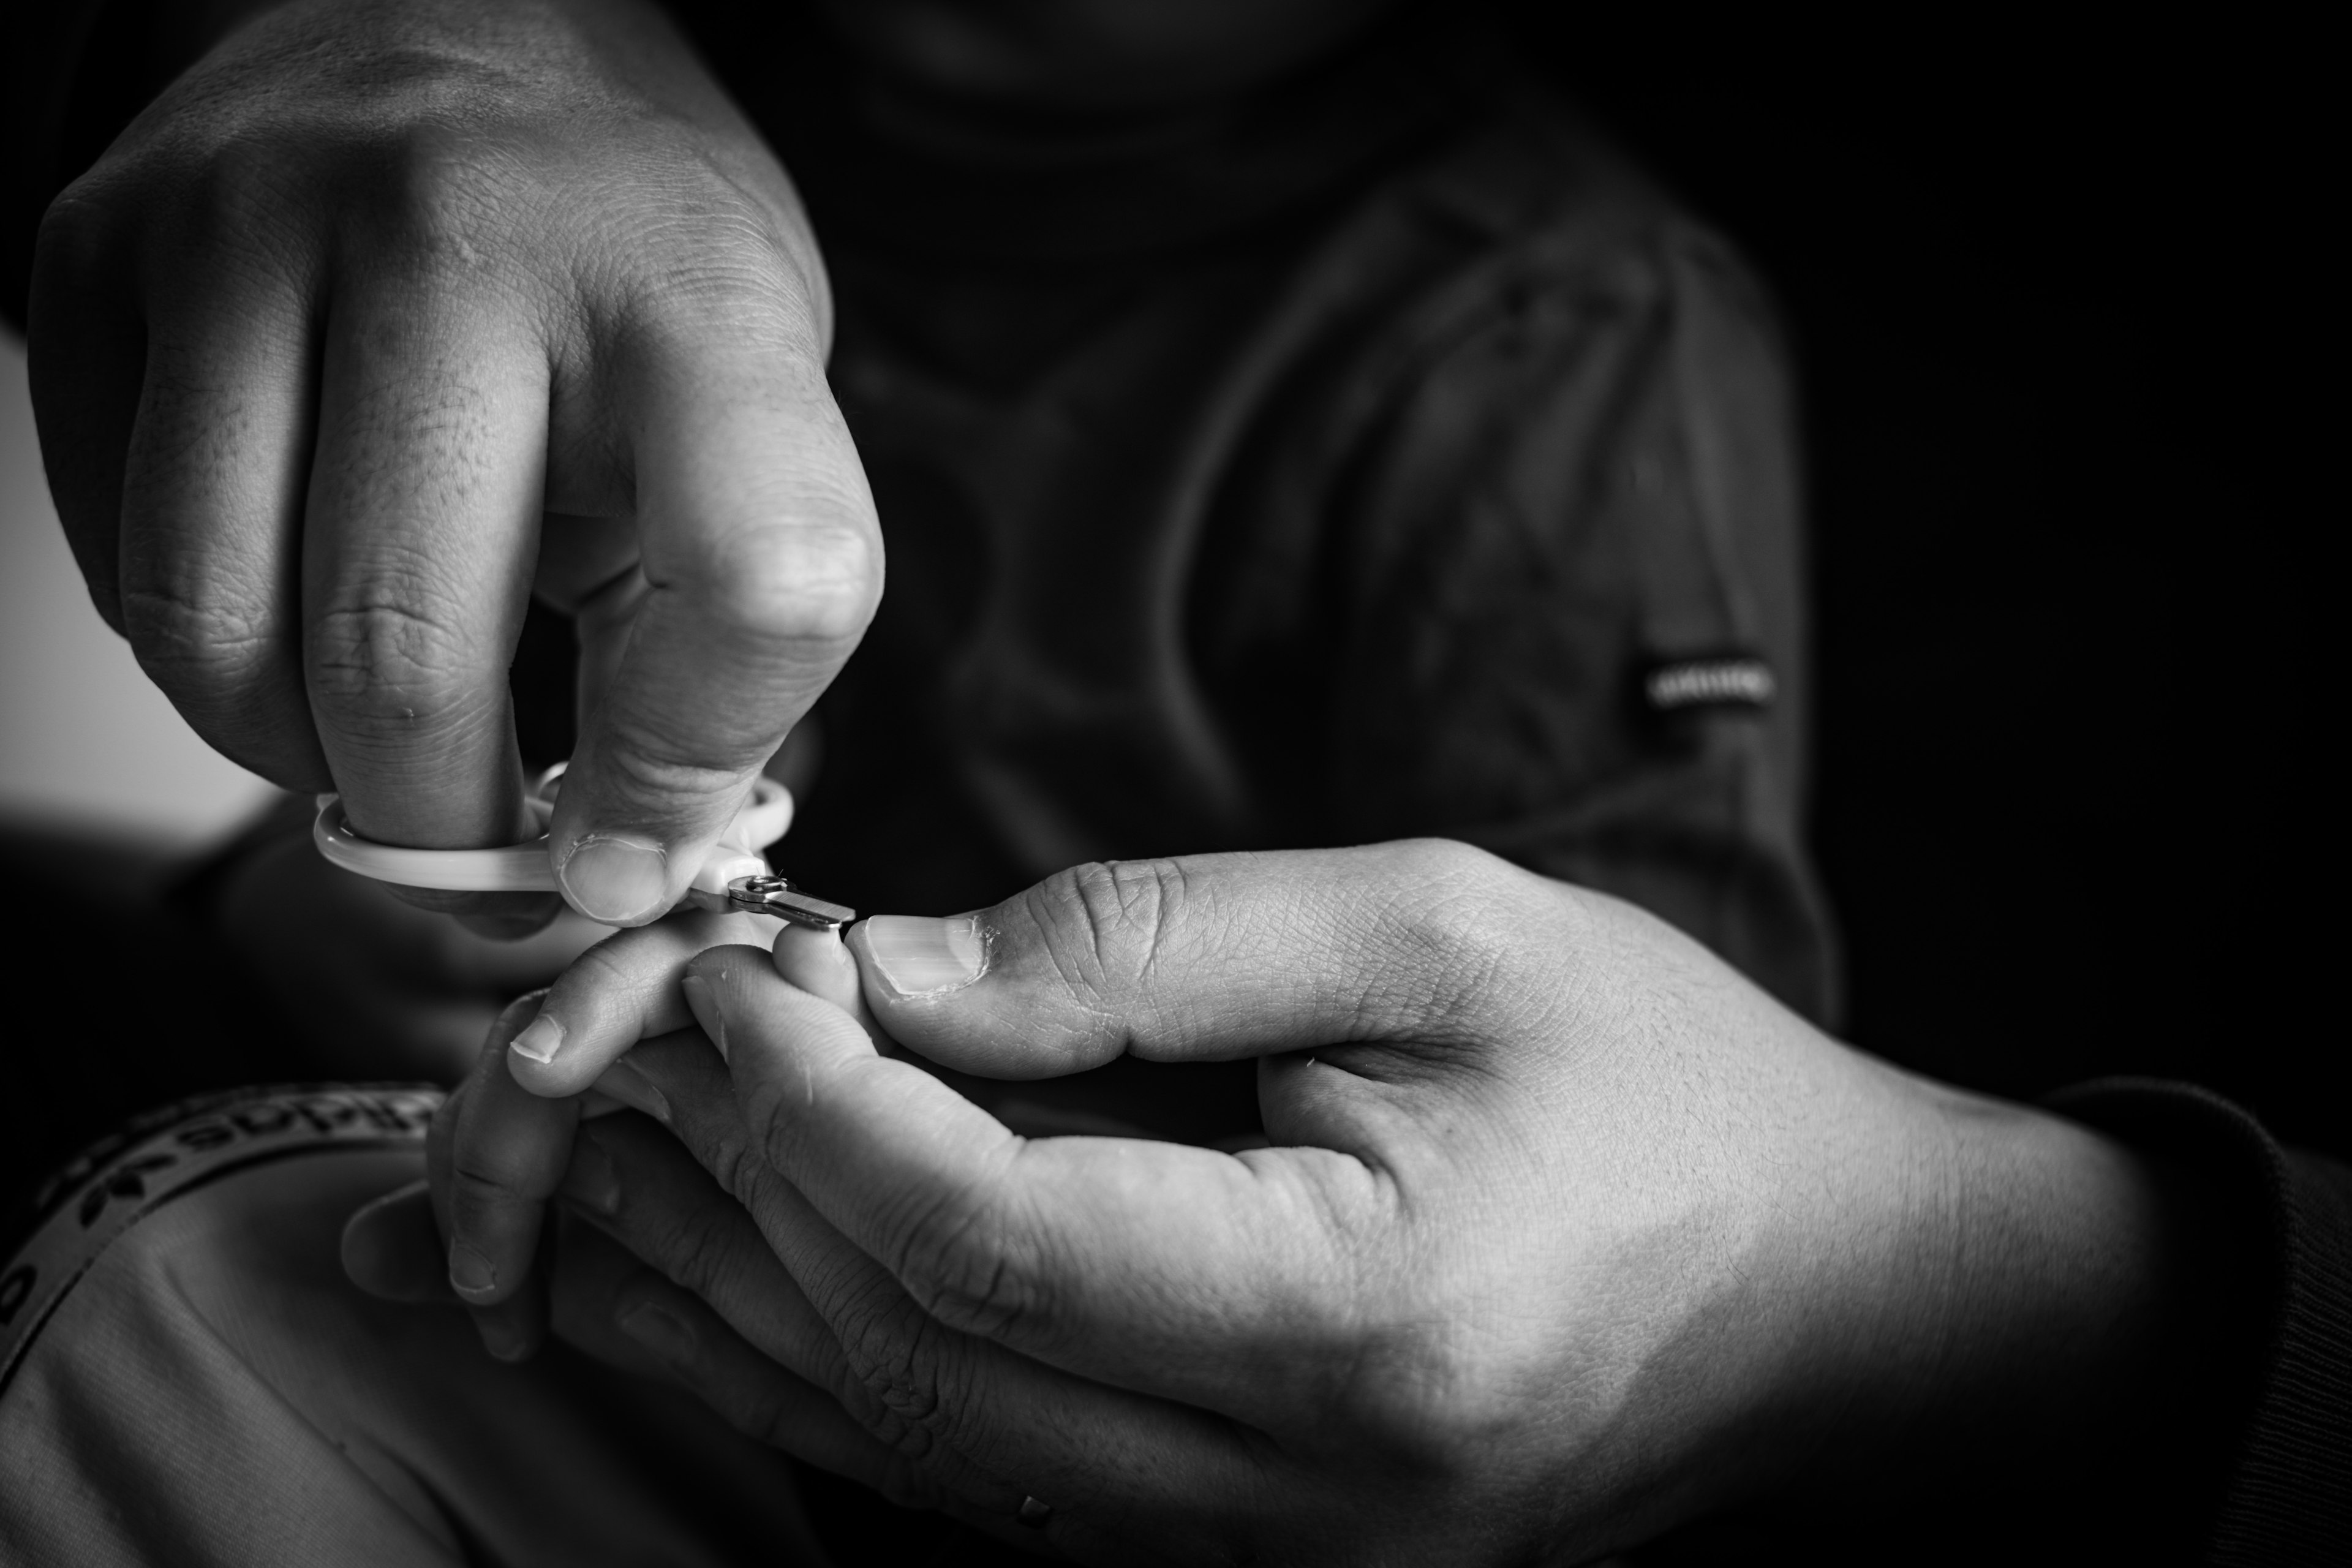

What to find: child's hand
left=345, top=908, right=879, bottom=1360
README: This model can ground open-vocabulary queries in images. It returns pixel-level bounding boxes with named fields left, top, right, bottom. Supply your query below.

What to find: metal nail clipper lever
left=708, top=875, right=857, bottom=930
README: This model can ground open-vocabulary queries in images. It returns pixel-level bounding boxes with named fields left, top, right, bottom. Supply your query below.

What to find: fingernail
left=560, top=1131, right=621, bottom=1214
left=448, top=1242, right=497, bottom=1300
left=681, top=973, right=726, bottom=1060
left=508, top=1011, right=565, bottom=1065
left=620, top=1299, right=695, bottom=1362
left=864, top=914, right=989, bottom=995
left=557, top=835, right=669, bottom=924
left=477, top=1313, right=533, bottom=1363
left=592, top=1056, right=671, bottom=1125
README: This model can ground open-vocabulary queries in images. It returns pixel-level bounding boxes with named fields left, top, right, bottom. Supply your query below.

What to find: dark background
left=1519, top=12, right=2331, bottom=1145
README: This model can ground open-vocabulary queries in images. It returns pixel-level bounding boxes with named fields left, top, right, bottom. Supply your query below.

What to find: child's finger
left=505, top=910, right=771, bottom=1096
left=769, top=924, right=892, bottom=1051
left=464, top=1238, right=554, bottom=1363
left=440, top=998, right=581, bottom=1339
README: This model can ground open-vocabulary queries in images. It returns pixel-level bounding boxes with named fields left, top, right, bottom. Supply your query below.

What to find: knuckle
left=361, top=126, right=524, bottom=266
left=64, top=129, right=311, bottom=292
left=447, top=1120, right=554, bottom=1200
left=682, top=518, right=881, bottom=646
left=1365, top=840, right=1526, bottom=1018
left=584, top=741, right=753, bottom=818
left=883, top=1172, right=1042, bottom=1344
left=629, top=213, right=827, bottom=337
left=306, top=597, right=491, bottom=734
left=175, top=138, right=312, bottom=270
left=586, top=665, right=843, bottom=824
left=838, top=1295, right=972, bottom=1463
left=444, top=1159, right=528, bottom=1223
left=119, top=586, right=280, bottom=698
left=1025, top=856, right=1192, bottom=1003
left=704, top=1130, right=768, bottom=1213
left=1389, top=836, right=1514, bottom=908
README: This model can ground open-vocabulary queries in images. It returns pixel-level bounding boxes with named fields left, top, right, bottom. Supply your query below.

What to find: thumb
left=845, top=841, right=1542, bottom=1079
left=548, top=333, right=880, bottom=924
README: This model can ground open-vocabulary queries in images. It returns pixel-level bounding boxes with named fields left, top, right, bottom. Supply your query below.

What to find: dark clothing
left=4, top=6, right=2346, bottom=1561
left=2053, top=1084, right=2352, bottom=1566
left=757, top=23, right=1837, bottom=1025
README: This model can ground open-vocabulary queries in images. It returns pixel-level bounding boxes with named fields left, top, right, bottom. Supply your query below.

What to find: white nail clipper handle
left=309, top=766, right=848, bottom=927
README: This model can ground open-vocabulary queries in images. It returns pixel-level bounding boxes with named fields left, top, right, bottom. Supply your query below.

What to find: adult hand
left=360, top=841, right=2211, bottom=1560
left=29, top=0, right=880, bottom=928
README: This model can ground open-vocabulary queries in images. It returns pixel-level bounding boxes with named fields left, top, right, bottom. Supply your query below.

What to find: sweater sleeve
left=2051, top=1079, right=2352, bottom=1564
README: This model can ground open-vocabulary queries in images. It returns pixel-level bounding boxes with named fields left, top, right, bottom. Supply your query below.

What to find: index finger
left=408, top=995, right=576, bottom=1362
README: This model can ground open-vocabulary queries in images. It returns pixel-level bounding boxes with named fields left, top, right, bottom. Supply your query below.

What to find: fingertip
left=554, top=834, right=672, bottom=925
left=771, top=922, right=855, bottom=1006
left=842, top=922, right=893, bottom=1023
left=843, top=911, right=1123, bottom=1079
left=496, top=990, right=586, bottom=1096
left=615, top=1294, right=696, bottom=1366
left=508, top=919, right=761, bottom=1096
left=470, top=1296, right=546, bottom=1363
left=502, top=1005, right=603, bottom=1098
left=507, top=1009, right=565, bottom=1066
left=448, top=1240, right=502, bottom=1304
left=486, top=989, right=552, bottom=1053
left=778, top=922, right=897, bottom=1052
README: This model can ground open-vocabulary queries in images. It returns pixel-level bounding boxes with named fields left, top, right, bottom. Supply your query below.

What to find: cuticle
left=881, top=914, right=995, bottom=1000
left=555, top=831, right=668, bottom=870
